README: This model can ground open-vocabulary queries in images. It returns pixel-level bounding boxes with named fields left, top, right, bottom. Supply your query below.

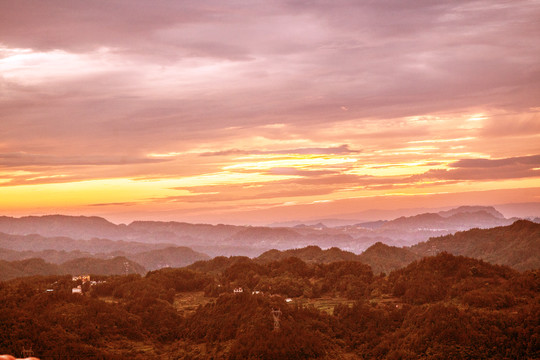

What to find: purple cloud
left=200, top=144, right=358, bottom=157
left=451, top=154, right=540, bottom=168
left=410, top=154, right=540, bottom=182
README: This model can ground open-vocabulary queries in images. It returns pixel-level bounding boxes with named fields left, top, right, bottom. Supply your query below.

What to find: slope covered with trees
left=0, top=256, right=145, bottom=281
left=358, top=242, right=420, bottom=274
left=0, top=253, right=538, bottom=359
left=411, top=220, right=540, bottom=270
left=256, top=245, right=359, bottom=263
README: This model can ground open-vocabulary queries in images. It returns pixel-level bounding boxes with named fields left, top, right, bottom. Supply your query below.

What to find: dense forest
left=1, top=253, right=538, bottom=359
left=0, top=256, right=145, bottom=281
left=412, top=219, right=540, bottom=270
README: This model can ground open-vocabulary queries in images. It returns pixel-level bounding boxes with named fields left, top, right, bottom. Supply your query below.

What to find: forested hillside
left=411, top=220, right=540, bottom=270
left=0, top=253, right=538, bottom=359
left=358, top=242, right=420, bottom=274
left=255, top=218, right=540, bottom=274
left=0, top=256, right=145, bottom=281
left=256, top=245, right=360, bottom=263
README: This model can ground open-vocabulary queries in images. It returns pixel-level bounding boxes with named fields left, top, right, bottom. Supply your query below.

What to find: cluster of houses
left=233, top=287, right=262, bottom=295
left=233, top=287, right=292, bottom=302
left=71, top=275, right=105, bottom=294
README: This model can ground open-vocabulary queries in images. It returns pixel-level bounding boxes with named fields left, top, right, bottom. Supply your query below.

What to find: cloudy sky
left=1, top=0, right=539, bottom=224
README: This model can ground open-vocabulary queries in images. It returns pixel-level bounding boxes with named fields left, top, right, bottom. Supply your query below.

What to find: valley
left=0, top=206, right=538, bottom=359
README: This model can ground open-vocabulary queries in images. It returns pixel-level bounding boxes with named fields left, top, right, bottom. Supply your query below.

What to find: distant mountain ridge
left=0, top=218, right=538, bottom=282
left=438, top=205, right=505, bottom=218
left=0, top=214, right=130, bottom=239
left=0, top=231, right=175, bottom=253
left=388, top=210, right=512, bottom=229
left=0, top=205, right=535, bottom=263
left=0, top=232, right=210, bottom=271
left=354, top=206, right=513, bottom=231
left=253, top=219, right=540, bottom=273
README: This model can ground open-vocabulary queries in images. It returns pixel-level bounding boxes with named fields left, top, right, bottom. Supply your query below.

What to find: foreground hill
left=411, top=220, right=540, bottom=271
left=358, top=242, right=420, bottom=274
left=256, top=244, right=419, bottom=275
left=256, top=245, right=359, bottom=263
left=0, top=253, right=538, bottom=359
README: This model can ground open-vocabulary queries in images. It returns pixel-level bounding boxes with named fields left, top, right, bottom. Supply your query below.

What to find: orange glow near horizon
left=1, top=146, right=539, bottom=223
left=1, top=1, right=540, bottom=224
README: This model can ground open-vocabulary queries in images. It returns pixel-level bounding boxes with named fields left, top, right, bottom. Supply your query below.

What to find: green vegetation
left=0, top=253, right=538, bottom=359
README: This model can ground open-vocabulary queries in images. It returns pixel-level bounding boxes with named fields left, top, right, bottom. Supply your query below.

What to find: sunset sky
left=1, top=0, right=539, bottom=224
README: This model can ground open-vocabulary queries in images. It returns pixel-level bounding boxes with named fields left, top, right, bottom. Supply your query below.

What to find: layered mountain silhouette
left=0, top=206, right=520, bottom=258
left=0, top=232, right=210, bottom=272
left=0, top=206, right=537, bottom=277
left=378, top=209, right=511, bottom=230
left=255, top=243, right=419, bottom=275
left=256, top=220, right=539, bottom=273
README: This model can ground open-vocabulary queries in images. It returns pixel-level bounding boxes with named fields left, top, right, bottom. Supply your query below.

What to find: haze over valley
left=0, top=210, right=539, bottom=359
left=1, top=204, right=538, bottom=281
left=1, top=0, right=540, bottom=358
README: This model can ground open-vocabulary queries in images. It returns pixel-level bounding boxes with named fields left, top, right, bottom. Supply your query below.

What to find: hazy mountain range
left=0, top=205, right=538, bottom=280
left=260, top=220, right=540, bottom=272
left=0, top=206, right=526, bottom=256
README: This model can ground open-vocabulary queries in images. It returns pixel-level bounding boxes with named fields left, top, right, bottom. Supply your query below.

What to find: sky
left=1, top=0, right=539, bottom=224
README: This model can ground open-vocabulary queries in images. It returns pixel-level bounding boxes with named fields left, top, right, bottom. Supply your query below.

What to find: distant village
left=233, top=287, right=292, bottom=303
left=44, top=275, right=106, bottom=295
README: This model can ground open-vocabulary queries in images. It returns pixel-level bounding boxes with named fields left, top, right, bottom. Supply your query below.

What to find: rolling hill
left=358, top=242, right=420, bottom=274
left=0, top=206, right=522, bottom=257
left=0, top=256, right=145, bottom=281
left=411, top=220, right=540, bottom=270
left=3, top=252, right=537, bottom=359
left=256, top=245, right=359, bottom=263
